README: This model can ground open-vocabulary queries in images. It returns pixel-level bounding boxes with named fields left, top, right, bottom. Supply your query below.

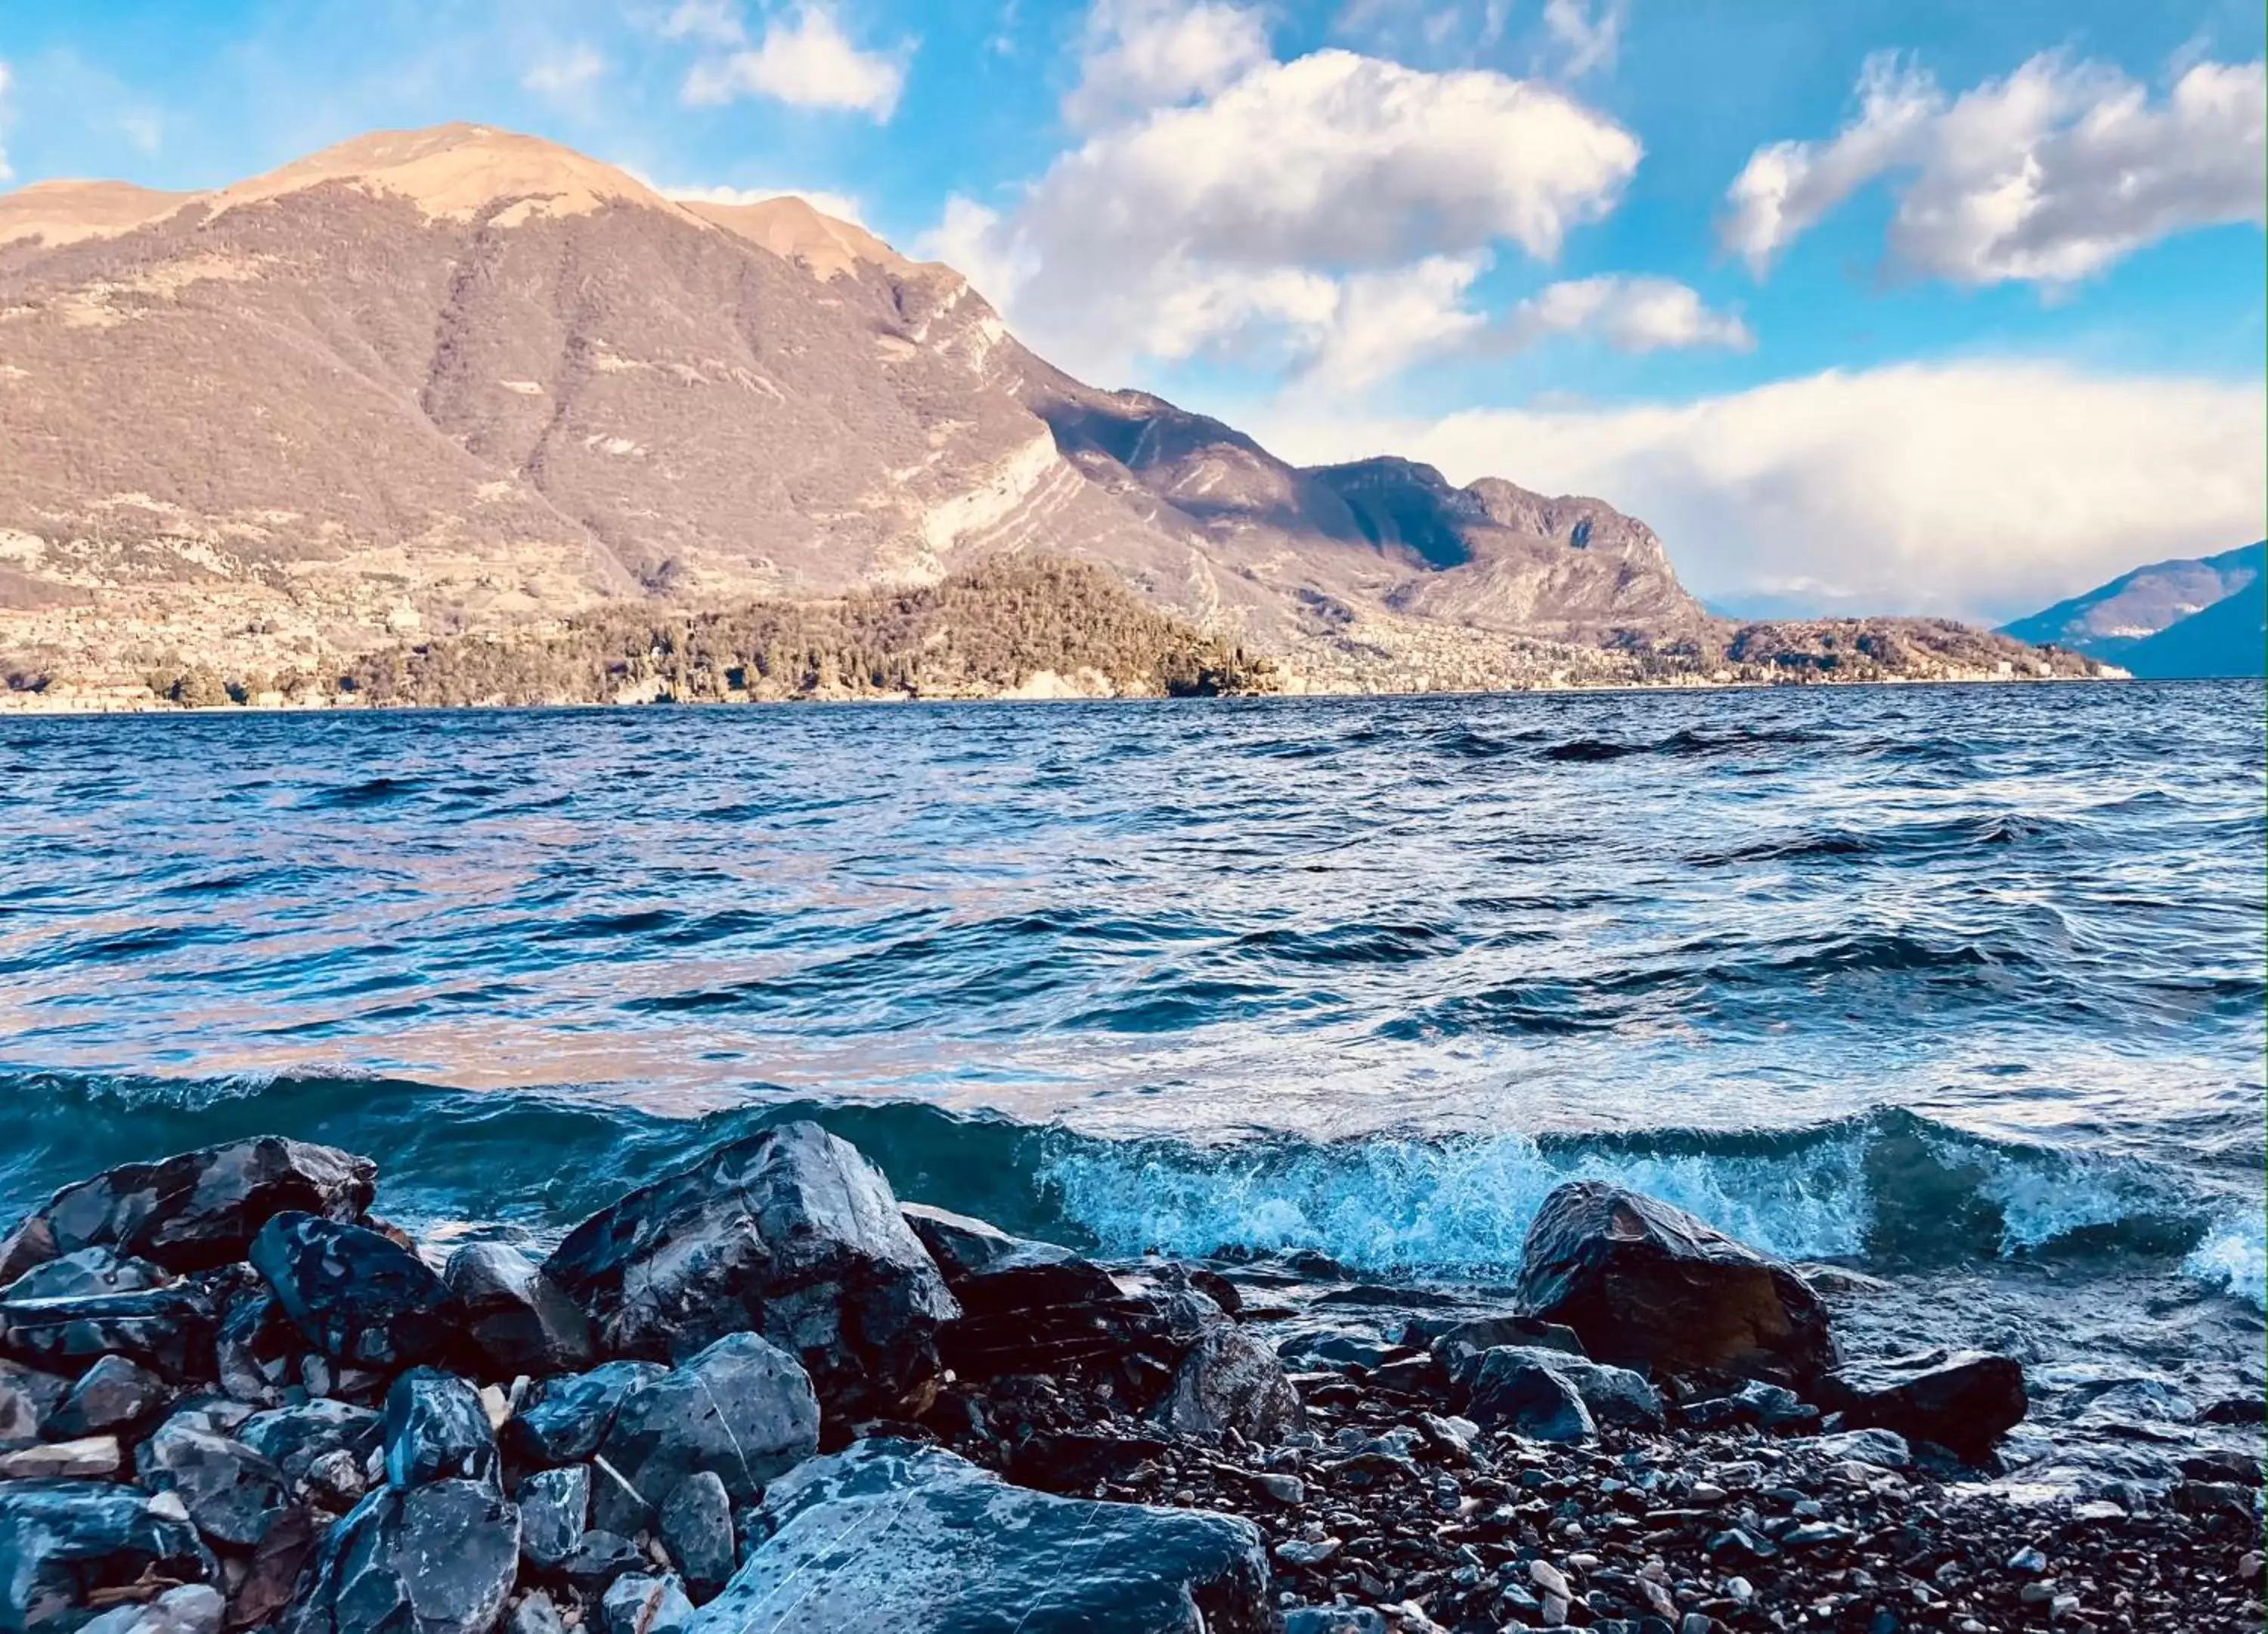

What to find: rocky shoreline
left=0, top=1125, right=2257, bottom=1634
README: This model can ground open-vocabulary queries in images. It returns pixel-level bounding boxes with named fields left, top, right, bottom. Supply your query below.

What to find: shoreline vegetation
left=2, top=557, right=2112, bottom=715
left=0, top=1126, right=2257, bottom=1634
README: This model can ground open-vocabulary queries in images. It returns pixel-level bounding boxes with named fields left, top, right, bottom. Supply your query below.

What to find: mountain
left=2117, top=577, right=2267, bottom=679
left=2000, top=542, right=2265, bottom=661
left=0, top=123, right=2093, bottom=706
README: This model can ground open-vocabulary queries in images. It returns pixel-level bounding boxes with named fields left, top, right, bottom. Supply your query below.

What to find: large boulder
left=1815, top=1349, right=2026, bottom=1462
left=133, top=1419, right=293, bottom=1549
left=1463, top=1360, right=1595, bottom=1444
left=0, top=1289, right=218, bottom=1383
left=284, top=1481, right=519, bottom=1634
left=1514, top=1182, right=1836, bottom=1388
left=0, top=1140, right=375, bottom=1283
left=249, top=1215, right=452, bottom=1369
left=689, top=1440, right=1272, bottom=1634
left=1158, top=1323, right=1305, bottom=1444
left=543, top=1122, right=958, bottom=1417
left=914, top=1211, right=1167, bottom=1381
left=0, top=1249, right=170, bottom=1304
left=1455, top=1345, right=1664, bottom=1431
left=502, top=1363, right=665, bottom=1467
left=0, top=1481, right=219, bottom=1634
left=591, top=1334, right=818, bottom=1531
left=441, top=1245, right=594, bottom=1380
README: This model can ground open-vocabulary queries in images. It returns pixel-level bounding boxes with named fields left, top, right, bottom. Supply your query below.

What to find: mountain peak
left=0, top=178, right=202, bottom=249
left=680, top=193, right=911, bottom=280
left=211, top=122, right=664, bottom=225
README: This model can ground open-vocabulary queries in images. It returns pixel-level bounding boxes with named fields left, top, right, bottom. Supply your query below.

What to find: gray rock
left=1816, top=1349, right=2025, bottom=1461
left=1424, top=1314, right=1586, bottom=1370
left=0, top=1249, right=170, bottom=1304
left=73, top=1585, right=225, bottom=1634
left=0, top=1362, right=70, bottom=1450
left=0, top=1289, right=218, bottom=1382
left=1158, top=1322, right=1305, bottom=1444
left=1283, top=1610, right=1388, bottom=1634
left=900, top=1202, right=1079, bottom=1279
left=503, top=1362, right=666, bottom=1466
left=1516, top=1181, right=1837, bottom=1388
left=240, top=1399, right=384, bottom=1487
left=249, top=1214, right=452, bottom=1369
left=1462, top=1345, right=1661, bottom=1431
left=0, top=1480, right=219, bottom=1634
left=442, top=1244, right=595, bottom=1379
left=1275, top=1327, right=1397, bottom=1372
left=517, top=1465, right=589, bottom=1571
left=658, top=1471, right=733, bottom=1599
left=0, top=1138, right=375, bottom=1282
left=134, top=1418, right=293, bottom=1549
left=286, top=1479, right=519, bottom=1634
left=506, top=1593, right=564, bottom=1634
left=556, top=1531, right=646, bottom=1594
left=213, top=1287, right=297, bottom=1407
left=0, top=1437, right=121, bottom=1480
left=689, top=1439, right=1271, bottom=1634
left=600, top=1576, right=692, bottom=1634
left=49, top=1356, right=171, bottom=1438
left=544, top=1122, right=958, bottom=1417
left=1796, top=1428, right=1911, bottom=1468
left=383, top=1368, right=500, bottom=1490
left=592, top=1333, right=819, bottom=1531
left=1681, top=1379, right=1815, bottom=1431
left=1464, top=1359, right=1596, bottom=1443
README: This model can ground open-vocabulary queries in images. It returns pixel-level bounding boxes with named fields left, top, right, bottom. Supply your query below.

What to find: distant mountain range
left=2001, top=541, right=2265, bottom=679
left=0, top=123, right=2104, bottom=707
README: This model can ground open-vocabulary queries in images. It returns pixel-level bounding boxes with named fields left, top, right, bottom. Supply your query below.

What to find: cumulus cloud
left=681, top=5, right=907, bottom=119
left=522, top=44, right=606, bottom=101
left=1724, top=50, right=2267, bottom=285
left=1542, top=0, right=1627, bottom=79
left=658, top=0, right=746, bottom=45
left=1507, top=275, right=1752, bottom=352
left=940, top=47, right=1641, bottom=383
left=1251, top=363, right=2266, bottom=620
left=1064, top=0, right=1271, bottom=131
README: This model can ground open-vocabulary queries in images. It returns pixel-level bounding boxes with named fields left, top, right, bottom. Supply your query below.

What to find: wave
left=0, top=1072, right=2254, bottom=1309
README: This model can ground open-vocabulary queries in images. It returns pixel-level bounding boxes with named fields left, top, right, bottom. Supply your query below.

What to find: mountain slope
left=2118, top=579, right=2267, bottom=679
left=2000, top=542, right=2265, bottom=658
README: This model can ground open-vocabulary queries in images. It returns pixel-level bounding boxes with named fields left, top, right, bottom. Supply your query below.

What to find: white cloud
left=947, top=48, right=1640, bottom=383
left=1250, top=362, right=2266, bottom=620
left=913, top=197, right=1031, bottom=308
left=1724, top=51, right=2267, bottom=286
left=658, top=0, right=746, bottom=45
left=522, top=44, right=606, bottom=101
left=1507, top=275, right=1752, bottom=353
left=681, top=5, right=907, bottom=119
left=1305, top=257, right=1490, bottom=390
left=1064, top=0, right=1271, bottom=131
left=1542, top=0, right=1626, bottom=79
left=658, top=180, right=869, bottom=226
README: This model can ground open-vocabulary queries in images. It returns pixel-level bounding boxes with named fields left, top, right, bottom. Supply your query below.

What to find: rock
left=556, top=1532, right=646, bottom=1594
left=1680, top=1378, right=1814, bottom=1431
left=502, top=1363, right=666, bottom=1467
left=1275, top=1539, right=1341, bottom=1567
left=1253, top=1472, right=1303, bottom=1504
left=73, top=1585, right=225, bottom=1634
left=507, top=1593, right=564, bottom=1634
left=516, top=1465, right=588, bottom=1571
left=600, top=1577, right=692, bottom=1634
left=1158, top=1322, right=1305, bottom=1444
left=2, top=1140, right=375, bottom=1281
left=1463, top=1359, right=1596, bottom=1444
left=134, top=1418, right=293, bottom=1549
left=234, top=1503, right=321, bottom=1629
left=0, top=1249, right=170, bottom=1304
left=0, top=1363, right=70, bottom=1449
left=212, top=1288, right=295, bottom=1407
left=1282, top=1610, right=1386, bottom=1634
left=1463, top=1346, right=1660, bottom=1430
left=0, top=1289, right=218, bottom=1382
left=1426, top=1314, right=1586, bottom=1369
left=0, top=1481, right=219, bottom=1634
left=932, top=1252, right=1160, bottom=1380
left=250, top=1214, right=454, bottom=1370
left=383, top=1369, right=500, bottom=1490
left=901, top=1203, right=1080, bottom=1279
left=689, top=1439, right=1272, bottom=1634
left=1275, top=1328, right=1399, bottom=1372
left=593, top=1333, right=818, bottom=1530
left=306, top=1449, right=368, bottom=1508
left=442, top=1245, right=595, bottom=1379
left=0, top=1437, right=122, bottom=1480
left=49, top=1357, right=171, bottom=1438
left=1797, top=1428, right=1911, bottom=1468
left=239, top=1399, right=385, bottom=1489
left=287, top=1479, right=519, bottom=1634
left=543, top=1122, right=959, bottom=1417
left=657, top=1472, right=733, bottom=1599
left=1516, top=1181, right=1837, bottom=1388
left=1815, top=1350, right=2025, bottom=1461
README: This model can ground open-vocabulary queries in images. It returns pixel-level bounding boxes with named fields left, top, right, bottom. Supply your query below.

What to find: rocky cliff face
left=0, top=122, right=1728, bottom=701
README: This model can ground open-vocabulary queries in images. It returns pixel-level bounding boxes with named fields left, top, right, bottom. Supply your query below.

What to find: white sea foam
left=2183, top=1209, right=2266, bottom=1308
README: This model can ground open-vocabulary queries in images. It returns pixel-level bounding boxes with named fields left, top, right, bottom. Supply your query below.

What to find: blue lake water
left=1, top=682, right=2260, bottom=1329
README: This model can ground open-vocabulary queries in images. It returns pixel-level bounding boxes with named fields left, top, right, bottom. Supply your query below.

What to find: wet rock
left=1796, top=1428, right=1910, bottom=1468
left=234, top=1502, right=321, bottom=1629
left=0, top=1362, right=70, bottom=1449
left=0, top=1249, right=170, bottom=1304
left=442, top=1245, right=595, bottom=1380
left=1680, top=1379, right=1815, bottom=1432
left=49, top=1356, right=171, bottom=1438
left=249, top=1214, right=452, bottom=1370
left=212, top=1288, right=294, bottom=1407
left=1462, top=1346, right=1661, bottom=1431
left=1424, top=1314, right=1586, bottom=1370
left=1816, top=1350, right=2025, bottom=1461
left=239, top=1399, right=384, bottom=1490
left=0, top=1437, right=122, bottom=1480
left=383, top=1369, right=500, bottom=1490
left=1282, top=1610, right=1387, bottom=1634
left=593, top=1333, right=818, bottom=1530
left=506, top=1593, right=564, bottom=1634
left=134, top=1419, right=292, bottom=1549
left=556, top=1531, right=646, bottom=1594
left=73, top=1585, right=225, bottom=1634
left=1516, top=1181, right=1837, bottom=1388
left=286, top=1479, right=519, bottom=1634
left=1, top=1140, right=375, bottom=1282
left=931, top=1248, right=1157, bottom=1381
left=0, top=1289, right=218, bottom=1382
left=517, top=1465, right=588, bottom=1572
left=1159, top=1322, right=1305, bottom=1444
left=0, top=1480, right=219, bottom=1633
left=1275, top=1327, right=1398, bottom=1372
left=600, top=1576, right=691, bottom=1634
left=502, top=1363, right=665, bottom=1467
left=690, top=1439, right=1271, bottom=1634
left=1462, top=1359, right=1596, bottom=1444
left=657, top=1472, right=733, bottom=1599
left=902, top=1203, right=1080, bottom=1280
left=543, top=1121, right=958, bottom=1417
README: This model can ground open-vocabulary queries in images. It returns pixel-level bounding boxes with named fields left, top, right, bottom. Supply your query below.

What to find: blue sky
left=1, top=0, right=2262, bottom=617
